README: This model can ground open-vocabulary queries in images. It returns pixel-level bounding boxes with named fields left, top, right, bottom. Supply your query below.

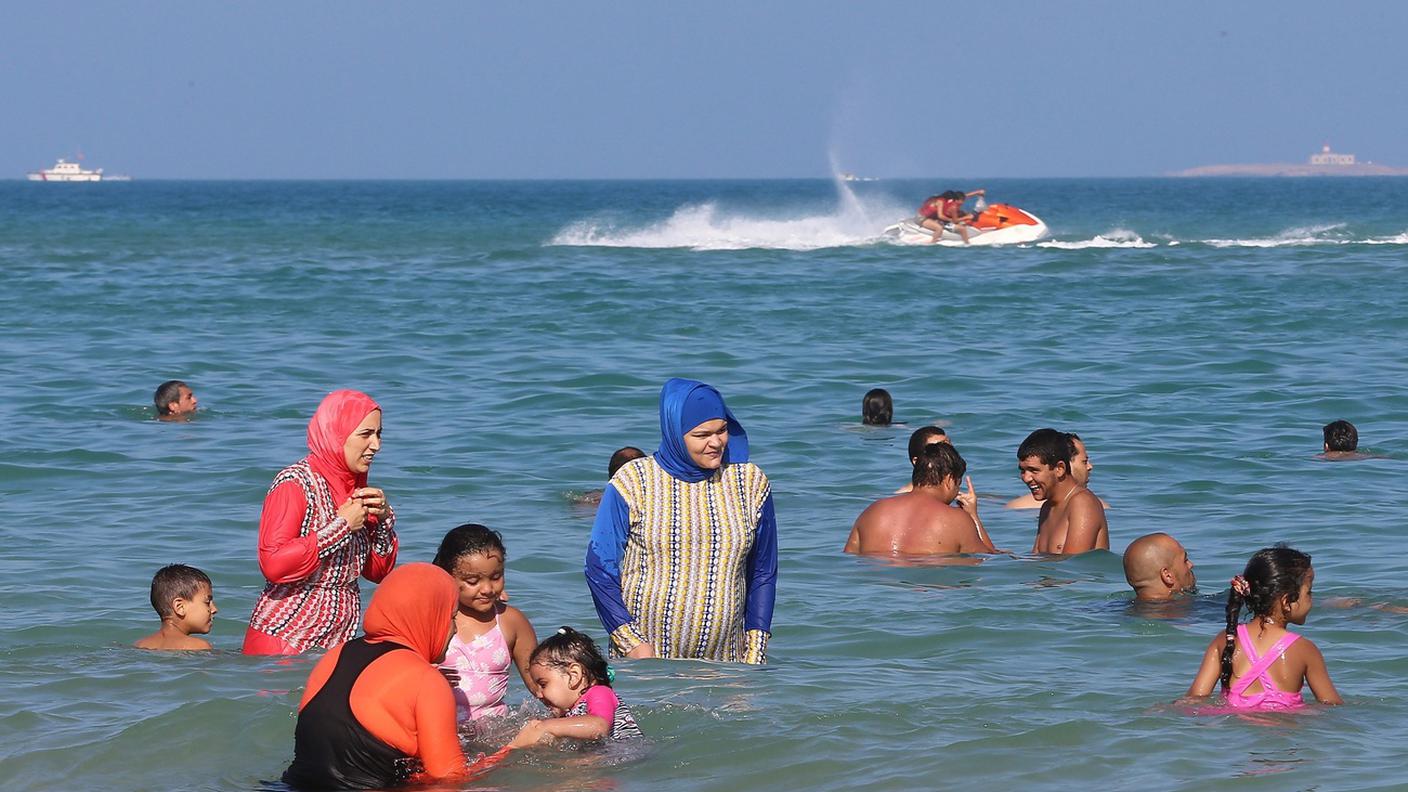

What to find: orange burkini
left=284, top=564, right=465, bottom=789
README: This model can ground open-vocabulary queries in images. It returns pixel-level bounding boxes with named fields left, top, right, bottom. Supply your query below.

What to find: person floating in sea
left=508, top=626, right=643, bottom=748
left=153, top=379, right=198, bottom=421
left=243, top=389, right=398, bottom=655
left=1006, top=433, right=1110, bottom=510
left=1320, top=419, right=1362, bottom=460
left=585, top=378, right=777, bottom=664
left=1186, top=546, right=1341, bottom=709
left=1122, top=533, right=1196, bottom=602
left=846, top=441, right=995, bottom=557
left=1017, top=428, right=1109, bottom=555
left=861, top=388, right=893, bottom=426
left=282, top=564, right=468, bottom=789
left=571, top=447, right=648, bottom=507
left=134, top=564, right=217, bottom=651
left=917, top=188, right=986, bottom=244
left=431, top=523, right=540, bottom=724
left=895, top=425, right=950, bottom=493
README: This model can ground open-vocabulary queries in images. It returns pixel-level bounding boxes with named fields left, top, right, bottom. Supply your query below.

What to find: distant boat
left=27, top=158, right=105, bottom=182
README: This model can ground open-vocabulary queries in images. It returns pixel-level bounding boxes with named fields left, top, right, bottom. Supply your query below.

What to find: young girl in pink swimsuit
left=1187, top=546, right=1342, bottom=710
left=432, top=524, right=539, bottom=723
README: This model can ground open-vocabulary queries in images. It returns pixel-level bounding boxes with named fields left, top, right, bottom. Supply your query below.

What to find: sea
left=2, top=177, right=1406, bottom=791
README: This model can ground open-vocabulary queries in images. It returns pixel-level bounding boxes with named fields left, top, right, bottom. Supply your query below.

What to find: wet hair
left=432, top=523, right=507, bottom=570
left=907, top=426, right=948, bottom=461
left=607, top=446, right=646, bottom=478
left=942, top=190, right=963, bottom=200
left=911, top=441, right=966, bottom=488
left=150, top=564, right=211, bottom=619
left=153, top=380, right=187, bottom=415
left=1219, top=546, right=1313, bottom=690
left=861, top=388, right=893, bottom=426
left=1322, top=420, right=1358, bottom=452
left=1017, top=428, right=1072, bottom=470
left=531, top=626, right=612, bottom=688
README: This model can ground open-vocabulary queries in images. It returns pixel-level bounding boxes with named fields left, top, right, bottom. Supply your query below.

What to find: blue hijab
left=654, top=378, right=749, bottom=483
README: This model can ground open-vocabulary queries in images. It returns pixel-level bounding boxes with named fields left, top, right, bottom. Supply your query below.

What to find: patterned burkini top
left=248, top=460, right=397, bottom=653
left=611, top=456, right=771, bottom=662
left=567, top=685, right=644, bottom=740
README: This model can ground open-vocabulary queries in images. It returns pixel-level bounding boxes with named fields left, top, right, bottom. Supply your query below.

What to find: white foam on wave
left=549, top=172, right=911, bottom=251
left=1203, top=223, right=1350, bottom=248
left=1037, top=228, right=1155, bottom=249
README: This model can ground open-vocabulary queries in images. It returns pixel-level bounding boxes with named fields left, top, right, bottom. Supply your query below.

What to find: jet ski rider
left=917, top=188, right=986, bottom=244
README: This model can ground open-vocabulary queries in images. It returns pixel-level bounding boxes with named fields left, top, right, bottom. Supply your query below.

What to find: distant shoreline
left=1170, top=162, right=1408, bottom=177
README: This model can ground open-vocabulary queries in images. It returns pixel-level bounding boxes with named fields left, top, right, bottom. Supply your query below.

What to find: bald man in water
left=1122, top=533, right=1196, bottom=601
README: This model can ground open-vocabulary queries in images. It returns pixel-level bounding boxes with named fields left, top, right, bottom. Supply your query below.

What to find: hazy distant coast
left=1172, top=162, right=1408, bottom=177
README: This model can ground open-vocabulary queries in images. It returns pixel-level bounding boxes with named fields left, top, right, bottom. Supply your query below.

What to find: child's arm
left=1186, top=634, right=1226, bottom=697
left=1300, top=639, right=1343, bottom=705
left=540, top=714, right=610, bottom=741
left=502, top=606, right=540, bottom=697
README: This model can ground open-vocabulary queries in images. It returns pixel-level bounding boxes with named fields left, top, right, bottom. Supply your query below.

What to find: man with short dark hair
left=1017, top=428, right=1108, bottom=555
left=1322, top=420, right=1359, bottom=458
left=846, top=442, right=995, bottom=556
left=153, top=380, right=198, bottom=421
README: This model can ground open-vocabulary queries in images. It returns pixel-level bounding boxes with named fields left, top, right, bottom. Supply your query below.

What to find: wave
left=1037, top=229, right=1155, bottom=249
left=549, top=202, right=899, bottom=251
left=549, top=174, right=913, bottom=251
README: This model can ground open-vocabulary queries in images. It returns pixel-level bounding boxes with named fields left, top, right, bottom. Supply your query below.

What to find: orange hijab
left=362, top=563, right=457, bottom=662
left=305, top=389, right=380, bottom=503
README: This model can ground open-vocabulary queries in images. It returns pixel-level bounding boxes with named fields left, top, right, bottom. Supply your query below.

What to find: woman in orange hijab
left=283, top=563, right=467, bottom=789
left=243, top=389, right=399, bottom=655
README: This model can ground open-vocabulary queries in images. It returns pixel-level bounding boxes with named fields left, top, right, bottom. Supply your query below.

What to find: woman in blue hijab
left=585, top=378, right=778, bottom=664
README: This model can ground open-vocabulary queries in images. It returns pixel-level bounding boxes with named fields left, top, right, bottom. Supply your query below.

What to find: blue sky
left=5, top=1, right=1406, bottom=178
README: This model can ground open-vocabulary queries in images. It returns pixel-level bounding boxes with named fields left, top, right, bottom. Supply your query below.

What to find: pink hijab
left=305, top=389, right=380, bottom=504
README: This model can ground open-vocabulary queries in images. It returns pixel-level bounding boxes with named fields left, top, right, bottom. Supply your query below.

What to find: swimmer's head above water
left=1123, top=533, right=1196, bottom=602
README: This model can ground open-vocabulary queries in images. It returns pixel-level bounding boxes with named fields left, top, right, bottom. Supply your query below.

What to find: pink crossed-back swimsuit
left=1225, top=624, right=1305, bottom=711
left=442, top=611, right=511, bottom=722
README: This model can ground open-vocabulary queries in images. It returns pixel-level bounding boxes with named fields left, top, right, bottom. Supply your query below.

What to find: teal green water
left=2, top=179, right=1407, bottom=790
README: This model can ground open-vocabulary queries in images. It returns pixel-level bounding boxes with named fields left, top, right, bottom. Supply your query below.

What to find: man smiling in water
left=1017, top=428, right=1108, bottom=555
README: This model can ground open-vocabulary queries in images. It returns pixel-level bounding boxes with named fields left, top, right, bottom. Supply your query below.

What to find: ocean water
left=2, top=177, right=1406, bottom=791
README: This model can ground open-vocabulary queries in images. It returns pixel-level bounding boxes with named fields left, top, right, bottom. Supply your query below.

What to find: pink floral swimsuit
left=442, top=612, right=511, bottom=722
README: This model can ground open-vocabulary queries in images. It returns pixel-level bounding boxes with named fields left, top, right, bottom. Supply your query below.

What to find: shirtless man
left=1122, top=533, right=1196, bottom=601
left=1017, top=428, right=1109, bottom=555
left=846, top=442, right=995, bottom=556
left=1005, top=433, right=1109, bottom=510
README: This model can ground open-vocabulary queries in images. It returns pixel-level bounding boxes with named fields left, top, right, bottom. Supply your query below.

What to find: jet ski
left=884, top=203, right=1049, bottom=246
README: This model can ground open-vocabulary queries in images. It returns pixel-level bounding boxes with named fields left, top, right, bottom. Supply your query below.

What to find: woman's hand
left=337, top=497, right=369, bottom=531
left=626, top=642, right=657, bottom=659
left=353, top=487, right=391, bottom=521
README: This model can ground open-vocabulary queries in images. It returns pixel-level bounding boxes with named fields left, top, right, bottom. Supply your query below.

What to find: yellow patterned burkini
left=608, top=455, right=771, bottom=663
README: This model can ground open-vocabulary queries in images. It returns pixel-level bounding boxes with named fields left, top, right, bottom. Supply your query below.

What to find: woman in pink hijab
left=243, top=390, right=400, bottom=655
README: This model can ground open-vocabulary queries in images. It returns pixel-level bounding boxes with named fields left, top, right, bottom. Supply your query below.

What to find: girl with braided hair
left=1187, top=546, right=1342, bottom=709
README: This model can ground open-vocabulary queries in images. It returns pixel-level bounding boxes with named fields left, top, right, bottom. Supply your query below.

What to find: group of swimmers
left=134, top=379, right=1371, bottom=787
left=851, top=387, right=1371, bottom=710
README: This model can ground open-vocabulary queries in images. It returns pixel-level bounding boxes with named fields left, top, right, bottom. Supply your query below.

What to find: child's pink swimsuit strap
left=1226, top=624, right=1304, bottom=711
left=443, top=613, right=511, bottom=721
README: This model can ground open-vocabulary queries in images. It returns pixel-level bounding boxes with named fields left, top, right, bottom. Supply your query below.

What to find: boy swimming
left=135, top=564, right=218, bottom=651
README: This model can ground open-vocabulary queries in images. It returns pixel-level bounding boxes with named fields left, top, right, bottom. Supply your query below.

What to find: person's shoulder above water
left=848, top=442, right=993, bottom=556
